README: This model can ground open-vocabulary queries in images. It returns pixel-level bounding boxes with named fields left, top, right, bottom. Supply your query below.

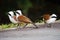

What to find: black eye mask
left=51, top=16, right=57, bottom=18
left=8, top=13, right=11, bottom=16
left=8, top=13, right=13, bottom=18
left=14, top=11, right=20, bottom=15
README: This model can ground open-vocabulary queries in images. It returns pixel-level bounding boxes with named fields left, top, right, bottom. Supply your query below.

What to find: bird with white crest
left=14, top=10, right=38, bottom=28
left=46, top=14, right=57, bottom=24
left=42, top=13, right=57, bottom=28
left=8, top=11, right=22, bottom=30
left=8, top=11, right=18, bottom=23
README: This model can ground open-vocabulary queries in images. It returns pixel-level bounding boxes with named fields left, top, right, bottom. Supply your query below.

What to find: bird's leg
left=31, top=23, right=38, bottom=28
left=51, top=23, right=53, bottom=28
left=47, top=23, right=51, bottom=28
left=23, top=24, right=28, bottom=28
left=16, top=24, right=20, bottom=29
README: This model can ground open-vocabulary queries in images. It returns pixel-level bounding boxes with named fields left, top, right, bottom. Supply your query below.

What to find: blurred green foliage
left=0, top=23, right=16, bottom=29
left=0, top=0, right=60, bottom=24
left=17, top=0, right=32, bottom=15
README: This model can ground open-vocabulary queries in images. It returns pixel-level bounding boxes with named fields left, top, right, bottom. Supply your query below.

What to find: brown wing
left=18, top=15, right=32, bottom=23
left=43, top=14, right=50, bottom=20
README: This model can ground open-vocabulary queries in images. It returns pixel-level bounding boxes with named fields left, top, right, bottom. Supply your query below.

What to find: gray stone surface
left=0, top=23, right=60, bottom=40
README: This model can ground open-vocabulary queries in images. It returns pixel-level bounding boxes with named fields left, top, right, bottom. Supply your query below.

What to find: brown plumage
left=41, top=13, right=51, bottom=24
left=17, top=15, right=38, bottom=28
left=18, top=15, right=32, bottom=23
left=13, top=16, right=17, bottom=21
left=42, top=14, right=50, bottom=21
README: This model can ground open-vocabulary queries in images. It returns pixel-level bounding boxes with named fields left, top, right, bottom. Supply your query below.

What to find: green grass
left=35, top=19, right=43, bottom=23
left=0, top=23, right=25, bottom=29
left=0, top=20, right=44, bottom=30
left=0, top=23, right=17, bottom=29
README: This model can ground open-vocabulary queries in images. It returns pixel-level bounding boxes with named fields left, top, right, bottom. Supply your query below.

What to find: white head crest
left=8, top=11, right=14, bottom=16
left=50, top=14, right=57, bottom=18
left=16, top=10, right=22, bottom=15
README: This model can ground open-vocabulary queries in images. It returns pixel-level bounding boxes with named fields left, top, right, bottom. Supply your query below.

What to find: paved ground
left=0, top=23, right=60, bottom=40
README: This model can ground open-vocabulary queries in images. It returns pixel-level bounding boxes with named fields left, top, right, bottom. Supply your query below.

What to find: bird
left=8, top=11, right=21, bottom=29
left=14, top=10, right=38, bottom=28
left=42, top=13, right=57, bottom=28
left=8, top=11, right=18, bottom=23
left=46, top=14, right=57, bottom=24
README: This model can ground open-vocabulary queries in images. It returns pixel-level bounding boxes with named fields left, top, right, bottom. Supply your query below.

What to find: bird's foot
left=33, top=27, right=38, bottom=29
